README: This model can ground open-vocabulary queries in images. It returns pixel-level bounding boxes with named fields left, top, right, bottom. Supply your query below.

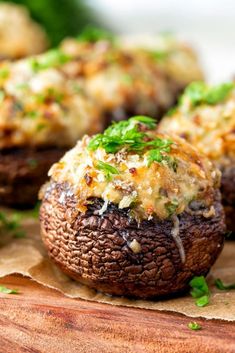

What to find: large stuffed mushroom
left=0, top=51, right=102, bottom=207
left=158, top=81, right=235, bottom=232
left=40, top=116, right=225, bottom=299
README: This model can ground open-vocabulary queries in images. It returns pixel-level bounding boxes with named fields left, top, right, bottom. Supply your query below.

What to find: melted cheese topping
left=119, top=34, right=203, bottom=86
left=0, top=60, right=102, bottom=149
left=61, top=39, right=178, bottom=116
left=0, top=3, right=48, bottom=59
left=48, top=132, right=220, bottom=221
left=158, top=90, right=235, bottom=165
left=0, top=35, right=202, bottom=149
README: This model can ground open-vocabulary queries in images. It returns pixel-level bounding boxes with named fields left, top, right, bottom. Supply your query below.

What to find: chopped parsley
left=97, top=161, right=119, bottom=181
left=147, top=138, right=173, bottom=166
left=30, top=49, right=71, bottom=72
left=165, top=199, right=179, bottom=217
left=0, top=67, right=9, bottom=79
left=0, top=285, right=18, bottom=294
left=151, top=50, right=169, bottom=62
left=77, top=25, right=115, bottom=43
left=181, top=81, right=234, bottom=107
left=215, top=278, right=235, bottom=291
left=188, top=322, right=201, bottom=331
left=189, top=276, right=210, bottom=307
left=0, top=90, right=5, bottom=103
left=27, top=158, right=38, bottom=169
left=0, top=211, right=26, bottom=239
left=88, top=116, right=173, bottom=168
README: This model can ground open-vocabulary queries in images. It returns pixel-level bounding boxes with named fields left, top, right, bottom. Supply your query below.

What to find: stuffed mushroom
left=60, top=30, right=203, bottom=122
left=40, top=116, right=225, bottom=299
left=0, top=3, right=48, bottom=59
left=158, top=81, right=235, bottom=232
left=0, top=51, right=102, bottom=207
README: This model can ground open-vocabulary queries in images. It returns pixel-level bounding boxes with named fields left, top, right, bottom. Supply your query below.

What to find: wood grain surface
left=0, top=275, right=234, bottom=353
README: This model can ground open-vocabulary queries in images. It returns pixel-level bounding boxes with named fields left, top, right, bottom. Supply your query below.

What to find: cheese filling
left=48, top=117, right=220, bottom=221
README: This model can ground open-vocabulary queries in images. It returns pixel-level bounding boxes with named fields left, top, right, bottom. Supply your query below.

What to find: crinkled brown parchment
left=0, top=216, right=234, bottom=321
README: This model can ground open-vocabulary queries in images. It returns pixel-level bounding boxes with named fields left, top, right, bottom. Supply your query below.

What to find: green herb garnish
left=215, top=278, right=235, bottom=291
left=151, top=50, right=169, bottom=62
left=0, top=67, right=9, bottom=79
left=77, top=25, right=115, bottom=43
left=0, top=285, right=18, bottom=294
left=189, top=276, right=210, bottom=307
left=188, top=322, right=201, bottom=331
left=182, top=81, right=234, bottom=107
left=36, top=123, right=47, bottom=131
left=30, top=49, right=71, bottom=72
left=89, top=116, right=173, bottom=168
left=165, top=199, right=179, bottom=217
left=147, top=138, right=173, bottom=166
left=97, top=161, right=119, bottom=181
left=0, top=90, right=5, bottom=103
left=27, top=158, right=38, bottom=169
left=0, top=211, right=26, bottom=239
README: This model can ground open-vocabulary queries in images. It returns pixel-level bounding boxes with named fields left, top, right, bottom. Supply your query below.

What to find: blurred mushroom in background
left=0, top=2, right=48, bottom=59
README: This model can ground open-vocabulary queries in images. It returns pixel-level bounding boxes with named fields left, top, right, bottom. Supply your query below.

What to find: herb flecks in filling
left=49, top=116, right=219, bottom=221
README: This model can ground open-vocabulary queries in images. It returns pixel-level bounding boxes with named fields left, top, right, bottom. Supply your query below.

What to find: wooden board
left=0, top=275, right=234, bottom=353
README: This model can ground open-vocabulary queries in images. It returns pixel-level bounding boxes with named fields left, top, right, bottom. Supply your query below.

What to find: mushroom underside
left=0, top=147, right=66, bottom=208
left=40, top=182, right=225, bottom=299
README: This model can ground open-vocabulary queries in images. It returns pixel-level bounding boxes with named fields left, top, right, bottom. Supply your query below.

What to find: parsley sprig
left=189, top=276, right=210, bottom=307
left=97, top=161, right=119, bottom=181
left=215, top=278, right=235, bottom=291
left=88, top=116, right=173, bottom=167
left=188, top=322, right=201, bottom=331
left=30, top=49, right=71, bottom=72
left=77, top=25, right=115, bottom=43
left=0, top=211, right=25, bottom=239
left=181, top=81, right=234, bottom=107
left=0, top=285, right=18, bottom=294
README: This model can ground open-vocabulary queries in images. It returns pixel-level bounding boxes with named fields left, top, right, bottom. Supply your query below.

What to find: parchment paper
left=0, top=216, right=234, bottom=321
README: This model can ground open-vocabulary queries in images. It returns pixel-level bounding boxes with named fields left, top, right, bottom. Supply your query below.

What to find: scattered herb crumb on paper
left=0, top=213, right=234, bottom=321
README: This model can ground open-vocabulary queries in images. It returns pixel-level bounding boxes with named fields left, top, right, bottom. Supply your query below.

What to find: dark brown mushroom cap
left=220, top=164, right=235, bottom=232
left=40, top=181, right=225, bottom=299
left=0, top=147, right=66, bottom=208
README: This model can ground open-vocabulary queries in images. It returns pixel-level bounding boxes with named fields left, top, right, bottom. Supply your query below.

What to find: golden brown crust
left=0, top=3, right=48, bottom=59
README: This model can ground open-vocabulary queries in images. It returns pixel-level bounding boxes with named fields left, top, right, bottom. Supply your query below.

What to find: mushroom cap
left=0, top=147, right=66, bottom=207
left=40, top=181, right=225, bottom=299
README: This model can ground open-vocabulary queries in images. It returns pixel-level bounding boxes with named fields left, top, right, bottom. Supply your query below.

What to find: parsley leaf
left=188, top=322, right=201, bottom=330
left=0, top=211, right=26, bottom=239
left=147, top=138, right=173, bottom=166
left=89, top=116, right=173, bottom=168
left=30, top=49, right=71, bottom=72
left=97, top=161, right=119, bottom=181
left=189, top=276, right=210, bottom=307
left=165, top=199, right=179, bottom=217
left=182, top=81, right=234, bottom=107
left=151, top=50, right=169, bottom=62
left=77, top=25, right=115, bottom=43
left=0, top=67, right=9, bottom=79
left=215, top=278, right=235, bottom=291
left=0, top=285, right=18, bottom=294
